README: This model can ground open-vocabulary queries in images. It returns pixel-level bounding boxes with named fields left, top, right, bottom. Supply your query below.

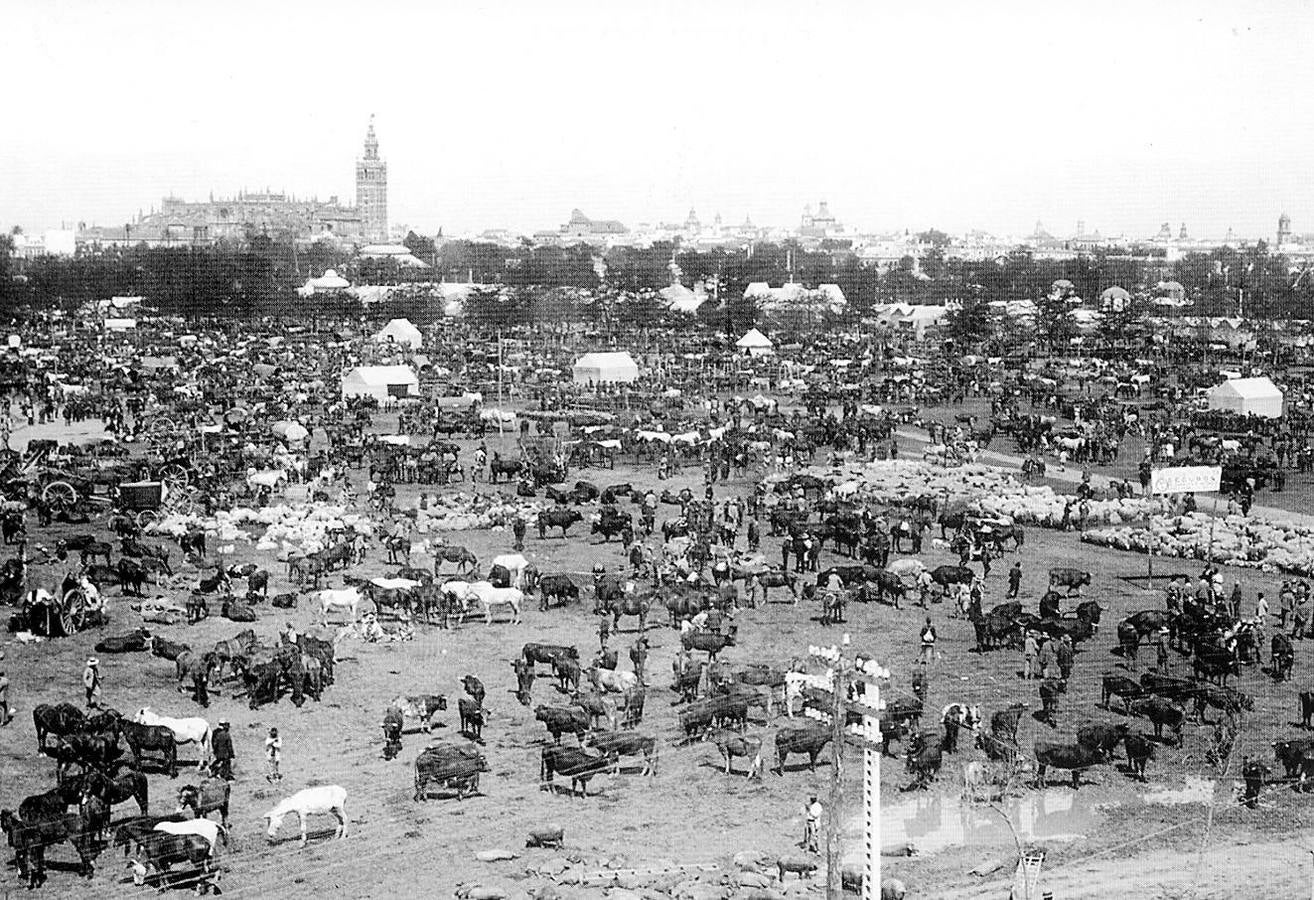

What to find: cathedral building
left=78, top=118, right=389, bottom=247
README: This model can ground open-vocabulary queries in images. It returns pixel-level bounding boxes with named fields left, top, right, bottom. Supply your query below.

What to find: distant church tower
left=356, top=116, right=388, bottom=242
left=1278, top=212, right=1291, bottom=247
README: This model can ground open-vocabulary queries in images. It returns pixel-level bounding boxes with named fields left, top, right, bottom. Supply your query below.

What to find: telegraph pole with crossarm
left=806, top=634, right=889, bottom=900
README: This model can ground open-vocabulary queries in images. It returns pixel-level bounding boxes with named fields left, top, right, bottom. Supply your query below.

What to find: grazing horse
left=432, top=544, right=478, bottom=575
left=263, top=785, right=348, bottom=847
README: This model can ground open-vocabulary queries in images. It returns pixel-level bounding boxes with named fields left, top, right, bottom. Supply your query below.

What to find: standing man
left=210, top=720, right=235, bottom=781
left=629, top=637, right=649, bottom=687
left=1038, top=634, right=1057, bottom=681
left=1056, top=634, right=1075, bottom=683
left=1007, top=561, right=1023, bottom=600
left=918, top=617, right=937, bottom=665
left=0, top=670, right=11, bottom=726
left=264, top=728, right=283, bottom=783
left=597, top=613, right=611, bottom=650
left=83, top=657, right=101, bottom=709
left=804, top=795, right=823, bottom=853
left=1022, top=631, right=1039, bottom=680
left=512, top=515, right=527, bottom=552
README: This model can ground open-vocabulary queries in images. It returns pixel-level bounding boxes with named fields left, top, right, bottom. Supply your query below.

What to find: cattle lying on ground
left=95, top=627, right=153, bottom=654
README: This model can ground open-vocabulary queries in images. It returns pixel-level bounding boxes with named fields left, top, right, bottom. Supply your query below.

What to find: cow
left=586, top=729, right=658, bottom=776
left=1034, top=741, right=1106, bottom=789
left=929, top=565, right=974, bottom=591
left=1273, top=737, right=1314, bottom=778
left=709, top=729, right=762, bottom=778
left=905, top=730, right=943, bottom=788
left=1193, top=644, right=1240, bottom=686
left=1139, top=672, right=1195, bottom=703
left=390, top=695, right=448, bottom=733
left=535, top=705, right=590, bottom=744
left=569, top=690, right=613, bottom=730
left=540, top=745, right=609, bottom=796
left=1101, top=673, right=1144, bottom=715
left=1048, top=568, right=1091, bottom=595
left=1124, top=732, right=1155, bottom=781
left=553, top=655, right=582, bottom=693
left=679, top=702, right=716, bottom=742
left=538, top=509, right=583, bottom=539
left=589, top=666, right=638, bottom=696
left=773, top=724, right=832, bottom=774
left=1076, top=722, right=1129, bottom=761
left=1130, top=696, right=1186, bottom=745
left=414, top=744, right=488, bottom=801
left=1038, top=678, right=1065, bottom=727
left=681, top=630, right=734, bottom=659
left=523, top=642, right=579, bottom=668
left=1193, top=685, right=1253, bottom=725
left=457, top=697, right=487, bottom=742
left=538, top=575, right=580, bottom=610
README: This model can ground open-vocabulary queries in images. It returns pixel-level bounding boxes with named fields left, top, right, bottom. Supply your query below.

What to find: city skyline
left=4, top=1, right=1314, bottom=240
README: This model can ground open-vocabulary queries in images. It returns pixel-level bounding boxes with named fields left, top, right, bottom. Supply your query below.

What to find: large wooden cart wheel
left=136, top=509, right=159, bottom=528
left=62, top=589, right=87, bottom=633
left=42, top=480, right=78, bottom=509
left=160, top=463, right=190, bottom=492
left=170, top=489, right=197, bottom=516
left=147, top=418, right=174, bottom=437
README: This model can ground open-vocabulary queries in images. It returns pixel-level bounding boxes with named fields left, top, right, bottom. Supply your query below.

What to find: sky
left=3, top=0, right=1314, bottom=241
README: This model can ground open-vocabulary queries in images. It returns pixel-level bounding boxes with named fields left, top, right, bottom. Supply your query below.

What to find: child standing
left=264, top=728, right=283, bottom=783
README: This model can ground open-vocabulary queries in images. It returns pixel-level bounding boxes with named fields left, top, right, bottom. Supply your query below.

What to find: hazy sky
left=4, top=1, right=1313, bottom=240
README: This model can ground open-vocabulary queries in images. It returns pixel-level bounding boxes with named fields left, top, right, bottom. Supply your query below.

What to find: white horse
left=263, top=785, right=348, bottom=847
left=317, top=586, right=361, bottom=625
left=154, top=818, right=225, bottom=851
left=134, top=707, right=211, bottom=760
left=463, top=581, right=523, bottom=624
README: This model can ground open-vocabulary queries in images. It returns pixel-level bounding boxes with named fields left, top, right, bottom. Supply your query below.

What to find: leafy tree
left=946, top=292, right=992, bottom=347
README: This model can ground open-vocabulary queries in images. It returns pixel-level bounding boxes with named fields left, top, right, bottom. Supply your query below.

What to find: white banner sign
left=1150, top=465, right=1222, bottom=495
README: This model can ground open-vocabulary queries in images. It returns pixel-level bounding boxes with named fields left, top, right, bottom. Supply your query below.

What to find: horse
left=133, top=707, right=211, bottom=762
left=432, top=544, right=478, bottom=576
left=317, top=586, right=361, bottom=625
left=462, top=582, right=523, bottom=624
left=263, top=785, right=348, bottom=847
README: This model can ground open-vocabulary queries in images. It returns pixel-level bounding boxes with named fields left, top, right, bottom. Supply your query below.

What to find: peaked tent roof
left=1209, top=376, right=1281, bottom=399
left=736, top=328, right=773, bottom=348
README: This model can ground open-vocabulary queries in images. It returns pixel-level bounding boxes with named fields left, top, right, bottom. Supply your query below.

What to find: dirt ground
left=4, top=413, right=1314, bottom=900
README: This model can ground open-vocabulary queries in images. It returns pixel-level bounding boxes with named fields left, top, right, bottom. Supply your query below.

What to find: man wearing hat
left=211, top=719, right=235, bottom=781
left=83, top=657, right=101, bottom=709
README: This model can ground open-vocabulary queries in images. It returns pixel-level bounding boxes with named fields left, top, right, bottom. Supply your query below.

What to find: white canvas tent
left=341, top=365, right=419, bottom=403
left=736, top=328, right=774, bottom=357
left=375, top=318, right=423, bottom=349
left=572, top=351, right=639, bottom=385
left=1207, top=376, right=1283, bottom=418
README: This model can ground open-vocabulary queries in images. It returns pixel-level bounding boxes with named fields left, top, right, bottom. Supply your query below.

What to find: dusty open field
left=4, top=413, right=1314, bottom=899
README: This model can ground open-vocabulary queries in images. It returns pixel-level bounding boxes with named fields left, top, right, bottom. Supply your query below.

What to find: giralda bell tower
left=356, top=115, right=388, bottom=242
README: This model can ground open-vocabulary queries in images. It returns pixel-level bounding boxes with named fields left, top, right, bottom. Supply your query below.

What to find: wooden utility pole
left=826, top=659, right=846, bottom=900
